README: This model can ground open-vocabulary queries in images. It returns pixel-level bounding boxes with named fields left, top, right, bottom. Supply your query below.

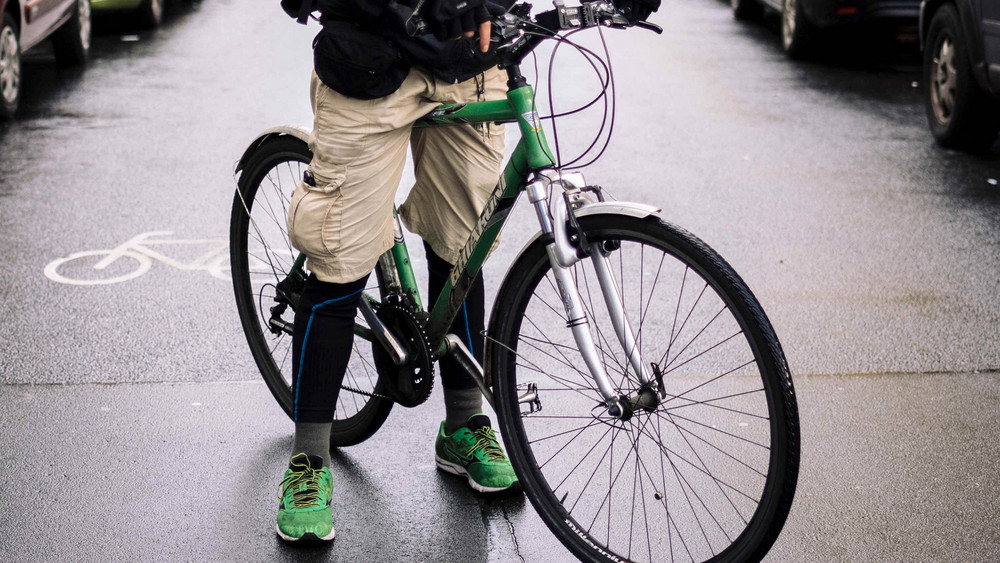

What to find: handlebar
left=405, top=1, right=662, bottom=67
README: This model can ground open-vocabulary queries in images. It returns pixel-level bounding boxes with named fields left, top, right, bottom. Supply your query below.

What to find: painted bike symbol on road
left=44, top=231, right=230, bottom=286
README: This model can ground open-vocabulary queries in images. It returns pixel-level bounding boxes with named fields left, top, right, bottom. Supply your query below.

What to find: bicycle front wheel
left=490, top=213, right=799, bottom=563
left=230, top=134, right=394, bottom=447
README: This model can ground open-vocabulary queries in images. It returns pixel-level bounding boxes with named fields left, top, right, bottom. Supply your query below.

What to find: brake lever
left=635, top=20, right=663, bottom=34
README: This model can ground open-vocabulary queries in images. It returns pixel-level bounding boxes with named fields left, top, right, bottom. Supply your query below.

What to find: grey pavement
left=0, top=372, right=996, bottom=561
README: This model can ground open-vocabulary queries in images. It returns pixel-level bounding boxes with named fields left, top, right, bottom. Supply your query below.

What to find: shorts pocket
left=287, top=175, right=345, bottom=259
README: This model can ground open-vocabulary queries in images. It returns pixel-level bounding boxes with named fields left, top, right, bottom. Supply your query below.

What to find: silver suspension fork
left=586, top=242, right=653, bottom=387
left=526, top=173, right=652, bottom=414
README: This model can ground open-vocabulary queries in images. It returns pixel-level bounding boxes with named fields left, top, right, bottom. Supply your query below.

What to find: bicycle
left=230, top=3, right=800, bottom=561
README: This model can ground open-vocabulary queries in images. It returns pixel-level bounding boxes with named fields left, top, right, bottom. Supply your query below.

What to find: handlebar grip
left=406, top=0, right=431, bottom=36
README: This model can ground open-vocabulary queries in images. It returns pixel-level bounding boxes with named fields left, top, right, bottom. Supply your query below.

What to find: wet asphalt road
left=1, top=0, right=998, bottom=561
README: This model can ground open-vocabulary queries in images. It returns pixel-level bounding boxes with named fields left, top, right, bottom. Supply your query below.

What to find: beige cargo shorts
left=286, top=67, right=507, bottom=283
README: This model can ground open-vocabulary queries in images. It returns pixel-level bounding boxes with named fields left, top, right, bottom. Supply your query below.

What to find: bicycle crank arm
left=444, top=334, right=495, bottom=410
left=358, top=298, right=411, bottom=366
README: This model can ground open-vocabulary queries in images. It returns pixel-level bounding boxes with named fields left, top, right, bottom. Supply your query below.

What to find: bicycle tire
left=489, top=213, right=799, bottom=563
left=230, top=134, right=394, bottom=447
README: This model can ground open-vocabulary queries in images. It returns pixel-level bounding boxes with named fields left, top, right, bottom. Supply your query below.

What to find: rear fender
left=234, top=124, right=311, bottom=176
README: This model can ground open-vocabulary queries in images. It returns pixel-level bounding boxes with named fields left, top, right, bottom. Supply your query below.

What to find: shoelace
left=278, top=462, right=323, bottom=509
left=471, top=427, right=508, bottom=463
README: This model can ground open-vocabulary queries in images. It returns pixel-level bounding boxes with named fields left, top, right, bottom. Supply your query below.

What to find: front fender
left=234, top=125, right=312, bottom=175
left=510, top=200, right=662, bottom=259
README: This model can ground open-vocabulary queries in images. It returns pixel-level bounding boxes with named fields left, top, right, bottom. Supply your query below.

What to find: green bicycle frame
left=295, top=83, right=557, bottom=354
left=414, top=85, right=556, bottom=350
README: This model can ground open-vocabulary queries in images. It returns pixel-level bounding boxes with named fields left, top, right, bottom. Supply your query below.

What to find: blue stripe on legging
left=462, top=303, right=474, bottom=355
left=294, top=287, right=365, bottom=421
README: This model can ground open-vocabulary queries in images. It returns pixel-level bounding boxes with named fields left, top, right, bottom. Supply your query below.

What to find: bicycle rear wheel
left=490, top=213, right=799, bottom=563
left=230, top=134, right=393, bottom=447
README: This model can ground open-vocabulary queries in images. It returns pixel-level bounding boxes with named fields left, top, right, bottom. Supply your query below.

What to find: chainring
left=370, top=303, right=434, bottom=408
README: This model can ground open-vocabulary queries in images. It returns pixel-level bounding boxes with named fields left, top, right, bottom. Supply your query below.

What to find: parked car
left=0, top=0, right=90, bottom=119
left=920, top=0, right=1000, bottom=152
left=731, top=0, right=921, bottom=58
left=90, top=0, right=165, bottom=29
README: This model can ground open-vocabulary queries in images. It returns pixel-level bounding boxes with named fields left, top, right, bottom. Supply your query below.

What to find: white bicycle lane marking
left=44, top=231, right=232, bottom=286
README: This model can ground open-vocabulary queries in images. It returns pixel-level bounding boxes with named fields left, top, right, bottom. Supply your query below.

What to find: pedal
left=268, top=315, right=293, bottom=336
left=517, top=382, right=542, bottom=415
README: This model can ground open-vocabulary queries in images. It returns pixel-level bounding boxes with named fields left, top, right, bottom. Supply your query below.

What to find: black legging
left=290, top=273, right=369, bottom=423
left=425, top=241, right=484, bottom=391
left=290, top=244, right=485, bottom=422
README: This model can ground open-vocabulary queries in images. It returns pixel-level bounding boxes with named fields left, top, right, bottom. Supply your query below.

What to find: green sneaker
left=435, top=414, right=519, bottom=493
left=275, top=453, right=335, bottom=542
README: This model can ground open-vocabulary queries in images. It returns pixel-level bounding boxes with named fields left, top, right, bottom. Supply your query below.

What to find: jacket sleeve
left=318, top=0, right=399, bottom=23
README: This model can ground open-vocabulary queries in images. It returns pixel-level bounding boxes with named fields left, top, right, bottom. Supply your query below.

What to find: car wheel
left=139, top=0, right=166, bottom=29
left=51, top=0, right=91, bottom=66
left=0, top=12, right=19, bottom=119
left=781, top=0, right=816, bottom=59
left=732, top=0, right=763, bottom=21
left=924, top=3, right=1000, bottom=152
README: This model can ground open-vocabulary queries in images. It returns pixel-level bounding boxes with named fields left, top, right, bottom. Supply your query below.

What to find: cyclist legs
left=425, top=241, right=486, bottom=433
left=289, top=273, right=369, bottom=466
left=284, top=70, right=438, bottom=459
left=398, top=67, right=507, bottom=431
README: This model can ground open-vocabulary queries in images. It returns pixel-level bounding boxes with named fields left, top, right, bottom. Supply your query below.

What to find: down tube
left=425, top=141, right=532, bottom=347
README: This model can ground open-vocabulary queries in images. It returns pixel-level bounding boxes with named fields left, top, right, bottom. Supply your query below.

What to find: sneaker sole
left=435, top=454, right=517, bottom=494
left=275, top=524, right=336, bottom=542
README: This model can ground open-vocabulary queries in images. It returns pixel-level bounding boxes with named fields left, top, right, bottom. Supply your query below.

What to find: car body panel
left=2, top=0, right=76, bottom=53
left=90, top=0, right=143, bottom=12
left=983, top=0, right=999, bottom=88
left=759, top=0, right=920, bottom=28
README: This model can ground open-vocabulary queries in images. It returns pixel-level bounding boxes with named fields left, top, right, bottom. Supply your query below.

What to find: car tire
left=0, top=11, right=20, bottom=119
left=924, top=4, right=1000, bottom=152
left=138, top=0, right=166, bottom=29
left=51, top=0, right=91, bottom=66
left=732, top=0, right=763, bottom=21
left=781, top=0, right=817, bottom=59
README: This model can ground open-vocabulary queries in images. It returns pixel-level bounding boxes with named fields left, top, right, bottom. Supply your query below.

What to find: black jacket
left=316, top=0, right=502, bottom=88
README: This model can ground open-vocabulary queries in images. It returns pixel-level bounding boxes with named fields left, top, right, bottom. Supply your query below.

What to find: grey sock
left=292, top=422, right=332, bottom=468
left=443, top=386, right=484, bottom=434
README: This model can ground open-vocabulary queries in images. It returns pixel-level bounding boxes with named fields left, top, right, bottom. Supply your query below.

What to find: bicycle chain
left=340, top=384, right=392, bottom=401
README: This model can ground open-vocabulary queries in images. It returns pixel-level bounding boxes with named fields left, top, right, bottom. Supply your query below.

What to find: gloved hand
left=427, top=0, right=491, bottom=42
left=612, top=0, right=660, bottom=23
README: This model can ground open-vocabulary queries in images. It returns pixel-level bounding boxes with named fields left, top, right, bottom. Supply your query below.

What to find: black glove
left=426, top=0, right=490, bottom=41
left=612, top=0, right=660, bottom=23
